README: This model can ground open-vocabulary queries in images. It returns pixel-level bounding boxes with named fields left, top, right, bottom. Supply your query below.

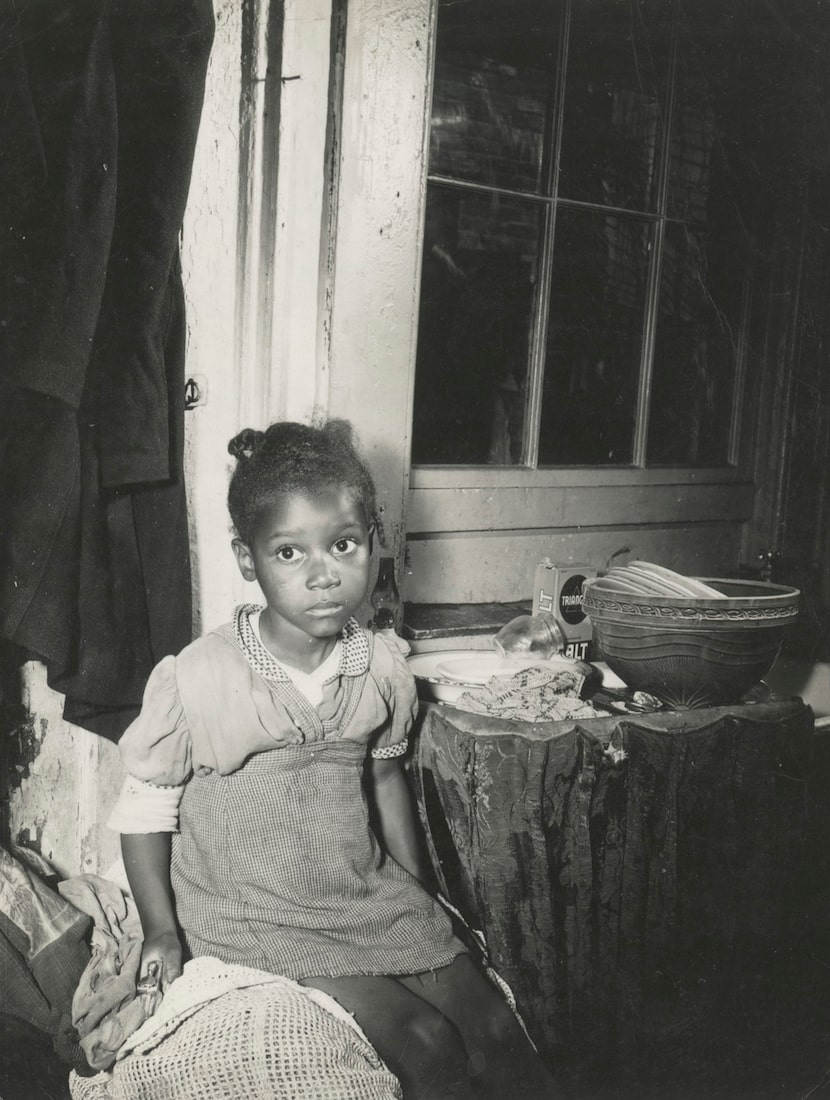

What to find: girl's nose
left=308, top=554, right=340, bottom=589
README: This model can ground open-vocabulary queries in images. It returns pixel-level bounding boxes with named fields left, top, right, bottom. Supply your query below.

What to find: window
left=412, top=0, right=749, bottom=469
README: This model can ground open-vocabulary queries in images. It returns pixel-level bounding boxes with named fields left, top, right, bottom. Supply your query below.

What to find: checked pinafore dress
left=119, top=606, right=463, bottom=981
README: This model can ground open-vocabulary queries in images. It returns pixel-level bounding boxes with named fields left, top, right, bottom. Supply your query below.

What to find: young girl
left=109, top=419, right=555, bottom=1099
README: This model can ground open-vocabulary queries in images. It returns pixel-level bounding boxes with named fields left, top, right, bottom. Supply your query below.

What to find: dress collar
left=232, top=604, right=370, bottom=685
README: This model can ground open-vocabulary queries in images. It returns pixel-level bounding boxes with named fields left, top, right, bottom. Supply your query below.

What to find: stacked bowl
left=582, top=562, right=800, bottom=709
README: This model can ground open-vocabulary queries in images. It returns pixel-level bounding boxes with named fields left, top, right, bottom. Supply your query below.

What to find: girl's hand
left=139, top=928, right=183, bottom=993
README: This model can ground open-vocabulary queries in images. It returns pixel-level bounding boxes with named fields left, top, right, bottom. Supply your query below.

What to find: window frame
left=410, top=0, right=752, bottom=483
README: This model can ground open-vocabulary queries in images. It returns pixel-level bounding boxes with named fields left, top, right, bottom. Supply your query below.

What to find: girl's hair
left=227, top=419, right=380, bottom=545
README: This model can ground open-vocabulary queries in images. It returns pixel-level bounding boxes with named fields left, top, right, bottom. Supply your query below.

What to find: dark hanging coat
left=0, top=0, right=215, bottom=739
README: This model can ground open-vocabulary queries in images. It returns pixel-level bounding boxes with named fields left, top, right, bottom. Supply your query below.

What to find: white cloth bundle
left=69, top=956, right=401, bottom=1100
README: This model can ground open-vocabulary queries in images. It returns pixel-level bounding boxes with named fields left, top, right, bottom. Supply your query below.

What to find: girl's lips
left=306, top=603, right=343, bottom=616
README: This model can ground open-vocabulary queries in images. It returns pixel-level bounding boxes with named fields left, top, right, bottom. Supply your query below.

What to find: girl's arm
left=367, top=757, right=433, bottom=887
left=121, top=832, right=182, bottom=989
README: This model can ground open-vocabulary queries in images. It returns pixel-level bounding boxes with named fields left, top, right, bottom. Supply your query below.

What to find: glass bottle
left=370, top=556, right=400, bottom=630
left=493, top=610, right=566, bottom=660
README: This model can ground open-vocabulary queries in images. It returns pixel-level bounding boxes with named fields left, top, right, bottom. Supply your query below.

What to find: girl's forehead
left=257, top=486, right=368, bottom=529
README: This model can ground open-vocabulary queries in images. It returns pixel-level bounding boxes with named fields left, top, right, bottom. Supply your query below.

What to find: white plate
left=406, top=650, right=480, bottom=704
left=434, top=653, right=551, bottom=684
left=407, top=649, right=614, bottom=706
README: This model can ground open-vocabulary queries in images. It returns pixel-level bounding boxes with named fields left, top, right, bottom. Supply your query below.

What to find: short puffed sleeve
left=117, top=655, right=193, bottom=786
left=367, top=631, right=419, bottom=758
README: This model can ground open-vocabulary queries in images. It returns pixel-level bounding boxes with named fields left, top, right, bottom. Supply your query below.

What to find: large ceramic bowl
left=581, top=577, right=800, bottom=709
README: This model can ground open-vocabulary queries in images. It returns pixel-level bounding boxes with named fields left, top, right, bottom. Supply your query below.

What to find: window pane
left=428, top=0, right=561, bottom=194
left=666, top=55, right=719, bottom=226
left=538, top=207, right=651, bottom=465
left=669, top=2, right=762, bottom=228
left=648, top=6, right=751, bottom=466
left=558, top=0, right=672, bottom=211
left=647, top=222, right=741, bottom=465
left=412, top=185, right=543, bottom=464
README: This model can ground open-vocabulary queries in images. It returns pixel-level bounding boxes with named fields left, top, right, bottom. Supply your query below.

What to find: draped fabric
left=0, top=844, right=92, bottom=1093
left=0, top=0, right=214, bottom=738
left=412, top=699, right=816, bottom=1075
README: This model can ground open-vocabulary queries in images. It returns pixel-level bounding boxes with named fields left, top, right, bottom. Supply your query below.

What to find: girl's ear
left=232, top=538, right=258, bottom=582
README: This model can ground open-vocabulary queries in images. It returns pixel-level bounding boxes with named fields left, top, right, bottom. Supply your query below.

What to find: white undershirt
left=249, top=610, right=342, bottom=708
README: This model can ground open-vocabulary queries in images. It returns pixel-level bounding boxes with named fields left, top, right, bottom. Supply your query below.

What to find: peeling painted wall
left=7, top=664, right=123, bottom=878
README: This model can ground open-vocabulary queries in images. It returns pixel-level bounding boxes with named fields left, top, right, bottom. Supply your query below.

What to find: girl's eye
left=276, top=546, right=302, bottom=563
left=332, top=537, right=358, bottom=556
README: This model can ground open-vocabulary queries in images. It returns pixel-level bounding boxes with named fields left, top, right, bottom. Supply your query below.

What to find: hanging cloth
left=0, top=0, right=215, bottom=739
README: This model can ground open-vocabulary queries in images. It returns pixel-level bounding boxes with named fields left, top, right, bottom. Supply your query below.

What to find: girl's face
left=232, top=487, right=371, bottom=664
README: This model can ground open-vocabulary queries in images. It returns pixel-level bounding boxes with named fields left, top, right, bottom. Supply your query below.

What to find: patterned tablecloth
left=411, top=698, right=819, bottom=1074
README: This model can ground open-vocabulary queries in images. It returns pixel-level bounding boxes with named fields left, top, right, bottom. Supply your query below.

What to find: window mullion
left=522, top=208, right=556, bottom=469
left=728, top=265, right=754, bottom=466
left=521, top=0, right=571, bottom=469
left=634, top=216, right=665, bottom=467
left=633, top=0, right=680, bottom=467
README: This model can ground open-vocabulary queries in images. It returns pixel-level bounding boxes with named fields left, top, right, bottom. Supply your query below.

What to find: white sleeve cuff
left=106, top=774, right=184, bottom=834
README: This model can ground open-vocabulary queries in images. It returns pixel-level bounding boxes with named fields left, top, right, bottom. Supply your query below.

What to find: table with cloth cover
left=410, top=697, right=821, bottom=1077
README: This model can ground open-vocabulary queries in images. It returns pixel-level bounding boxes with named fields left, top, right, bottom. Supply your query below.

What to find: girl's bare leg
left=398, top=954, right=557, bottom=1099
left=301, top=973, right=476, bottom=1100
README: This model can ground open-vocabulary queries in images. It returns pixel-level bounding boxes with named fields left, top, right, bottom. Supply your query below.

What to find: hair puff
left=227, top=419, right=381, bottom=546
